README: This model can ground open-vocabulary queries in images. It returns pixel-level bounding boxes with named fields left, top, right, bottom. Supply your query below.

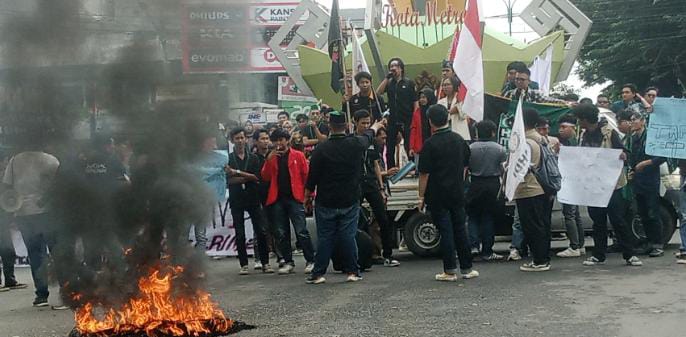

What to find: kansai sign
left=382, top=0, right=465, bottom=28
left=251, top=4, right=309, bottom=25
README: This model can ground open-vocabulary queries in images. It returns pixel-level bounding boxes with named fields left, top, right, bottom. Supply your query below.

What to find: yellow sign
left=383, top=0, right=467, bottom=28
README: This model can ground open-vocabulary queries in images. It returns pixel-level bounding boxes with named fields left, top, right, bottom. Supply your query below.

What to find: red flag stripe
left=464, top=0, right=482, bottom=48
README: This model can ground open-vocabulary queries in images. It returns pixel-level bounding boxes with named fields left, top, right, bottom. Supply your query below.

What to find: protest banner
left=557, top=146, right=623, bottom=208
left=189, top=193, right=255, bottom=257
left=505, top=99, right=531, bottom=201
left=646, top=98, right=686, bottom=159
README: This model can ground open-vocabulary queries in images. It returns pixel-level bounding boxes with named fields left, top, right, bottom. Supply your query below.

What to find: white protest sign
left=557, top=146, right=624, bottom=208
left=190, top=194, right=256, bottom=257
left=505, top=99, right=531, bottom=201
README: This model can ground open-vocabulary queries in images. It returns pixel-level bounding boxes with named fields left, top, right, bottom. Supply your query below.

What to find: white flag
left=505, top=99, right=532, bottom=201
left=351, top=23, right=370, bottom=95
left=529, top=44, right=554, bottom=95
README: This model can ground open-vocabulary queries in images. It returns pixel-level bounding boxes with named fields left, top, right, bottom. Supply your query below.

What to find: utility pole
left=501, top=0, right=518, bottom=36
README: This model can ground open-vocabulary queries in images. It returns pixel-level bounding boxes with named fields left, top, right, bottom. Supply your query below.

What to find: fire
left=74, top=265, right=232, bottom=337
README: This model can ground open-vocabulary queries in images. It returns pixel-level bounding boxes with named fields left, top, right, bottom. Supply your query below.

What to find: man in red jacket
left=261, top=128, right=315, bottom=274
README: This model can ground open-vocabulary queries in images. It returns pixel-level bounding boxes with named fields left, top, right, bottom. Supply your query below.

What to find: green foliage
left=571, top=0, right=686, bottom=97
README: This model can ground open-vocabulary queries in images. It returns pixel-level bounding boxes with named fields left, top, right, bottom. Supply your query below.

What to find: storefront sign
left=182, top=1, right=302, bottom=73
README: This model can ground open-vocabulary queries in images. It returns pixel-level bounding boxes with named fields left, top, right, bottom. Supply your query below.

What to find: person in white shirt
left=437, top=76, right=471, bottom=141
left=3, top=145, right=61, bottom=308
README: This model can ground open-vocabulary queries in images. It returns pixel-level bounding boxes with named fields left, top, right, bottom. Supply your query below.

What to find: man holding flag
left=505, top=101, right=551, bottom=272
left=343, top=22, right=385, bottom=122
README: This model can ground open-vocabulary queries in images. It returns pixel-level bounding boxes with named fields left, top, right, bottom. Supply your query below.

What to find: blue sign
left=646, top=98, right=686, bottom=159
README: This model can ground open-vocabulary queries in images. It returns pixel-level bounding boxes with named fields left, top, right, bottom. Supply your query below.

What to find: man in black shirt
left=377, top=57, right=417, bottom=167
left=576, top=104, right=643, bottom=266
left=627, top=112, right=666, bottom=257
left=304, top=111, right=385, bottom=284
left=227, top=127, right=272, bottom=275
left=418, top=104, right=478, bottom=282
left=345, top=72, right=386, bottom=121
left=354, top=110, right=399, bottom=267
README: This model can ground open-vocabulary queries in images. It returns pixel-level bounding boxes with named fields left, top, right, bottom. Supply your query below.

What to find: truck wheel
left=630, top=202, right=677, bottom=247
left=403, top=212, right=441, bottom=257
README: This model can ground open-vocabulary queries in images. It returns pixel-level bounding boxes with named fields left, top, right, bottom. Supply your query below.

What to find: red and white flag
left=452, top=0, right=484, bottom=121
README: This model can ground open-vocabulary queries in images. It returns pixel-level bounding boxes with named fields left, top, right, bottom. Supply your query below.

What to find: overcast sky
left=313, top=0, right=606, bottom=99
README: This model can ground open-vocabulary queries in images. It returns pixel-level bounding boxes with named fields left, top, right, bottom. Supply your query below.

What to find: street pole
left=501, top=0, right=518, bottom=36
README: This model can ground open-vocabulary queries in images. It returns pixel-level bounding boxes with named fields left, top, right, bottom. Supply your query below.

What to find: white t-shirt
left=437, top=96, right=471, bottom=141
left=3, top=151, right=60, bottom=216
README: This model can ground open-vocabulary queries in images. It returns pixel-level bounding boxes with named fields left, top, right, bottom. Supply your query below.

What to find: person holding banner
left=575, top=104, right=643, bottom=267
left=418, top=104, right=478, bottom=282
left=627, top=112, right=666, bottom=257
left=556, top=114, right=586, bottom=258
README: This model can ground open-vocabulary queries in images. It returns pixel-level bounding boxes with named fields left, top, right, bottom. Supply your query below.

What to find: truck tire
left=630, top=202, right=677, bottom=247
left=403, top=212, right=441, bottom=257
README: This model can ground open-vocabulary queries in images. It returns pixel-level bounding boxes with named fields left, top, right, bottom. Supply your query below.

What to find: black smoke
left=1, top=0, right=222, bottom=311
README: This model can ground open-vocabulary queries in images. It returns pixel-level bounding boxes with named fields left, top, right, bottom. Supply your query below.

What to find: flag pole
left=340, top=16, right=352, bottom=132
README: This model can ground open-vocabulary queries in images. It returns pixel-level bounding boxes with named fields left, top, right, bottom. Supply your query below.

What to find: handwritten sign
left=646, top=98, right=686, bottom=159
left=557, top=147, right=623, bottom=208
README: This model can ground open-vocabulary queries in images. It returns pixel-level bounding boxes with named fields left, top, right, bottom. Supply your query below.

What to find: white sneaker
left=519, top=262, right=551, bottom=272
left=278, top=264, right=294, bottom=274
left=383, top=258, right=400, bottom=267
left=239, top=266, right=249, bottom=275
left=626, top=256, right=643, bottom=266
left=556, top=247, right=581, bottom=258
left=481, top=253, right=504, bottom=261
left=435, top=272, right=458, bottom=282
left=346, top=273, right=363, bottom=282
left=304, top=262, right=314, bottom=274
left=507, top=248, right=522, bottom=261
left=399, top=240, right=409, bottom=252
left=582, top=256, right=605, bottom=266
left=262, top=264, right=275, bottom=273
left=292, top=249, right=304, bottom=256
left=677, top=258, right=686, bottom=265
left=253, top=262, right=263, bottom=270
left=461, top=270, right=479, bottom=279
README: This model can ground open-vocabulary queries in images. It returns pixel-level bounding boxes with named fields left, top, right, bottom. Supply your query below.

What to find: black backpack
left=533, top=141, right=561, bottom=195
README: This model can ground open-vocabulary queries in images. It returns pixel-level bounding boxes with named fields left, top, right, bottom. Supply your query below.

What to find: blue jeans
left=429, top=204, right=473, bottom=274
left=16, top=213, right=60, bottom=300
left=311, top=204, right=360, bottom=277
left=510, top=205, right=525, bottom=251
left=271, top=197, right=315, bottom=265
left=679, top=175, right=686, bottom=252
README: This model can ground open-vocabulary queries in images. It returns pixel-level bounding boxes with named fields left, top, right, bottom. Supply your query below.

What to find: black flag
left=328, top=0, right=343, bottom=93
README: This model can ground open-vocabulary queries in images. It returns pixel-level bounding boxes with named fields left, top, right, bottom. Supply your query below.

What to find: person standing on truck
left=466, top=120, right=507, bottom=261
left=418, top=104, right=479, bottom=282
left=376, top=57, right=417, bottom=167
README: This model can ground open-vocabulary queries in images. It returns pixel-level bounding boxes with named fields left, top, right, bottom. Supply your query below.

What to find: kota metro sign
left=382, top=0, right=466, bottom=28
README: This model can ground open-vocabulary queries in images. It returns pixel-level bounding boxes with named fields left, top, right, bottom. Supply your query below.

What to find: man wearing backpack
left=575, top=104, right=643, bottom=267
left=514, top=108, right=553, bottom=272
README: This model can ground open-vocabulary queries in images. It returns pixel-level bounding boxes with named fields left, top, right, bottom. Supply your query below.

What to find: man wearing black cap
left=304, top=110, right=385, bottom=284
left=377, top=57, right=417, bottom=167
left=345, top=71, right=386, bottom=122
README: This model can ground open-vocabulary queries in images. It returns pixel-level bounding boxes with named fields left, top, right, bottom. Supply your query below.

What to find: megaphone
left=0, top=189, right=22, bottom=213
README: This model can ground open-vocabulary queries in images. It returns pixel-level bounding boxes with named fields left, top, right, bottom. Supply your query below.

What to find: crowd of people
left=1, top=57, right=686, bottom=310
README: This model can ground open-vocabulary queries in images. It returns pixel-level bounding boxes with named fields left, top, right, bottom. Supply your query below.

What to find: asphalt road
left=1, top=241, right=685, bottom=337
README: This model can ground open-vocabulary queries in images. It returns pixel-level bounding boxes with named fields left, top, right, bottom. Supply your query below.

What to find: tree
left=571, top=0, right=686, bottom=98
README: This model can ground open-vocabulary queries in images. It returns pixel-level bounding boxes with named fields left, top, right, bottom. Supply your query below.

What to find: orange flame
left=74, top=265, right=232, bottom=336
